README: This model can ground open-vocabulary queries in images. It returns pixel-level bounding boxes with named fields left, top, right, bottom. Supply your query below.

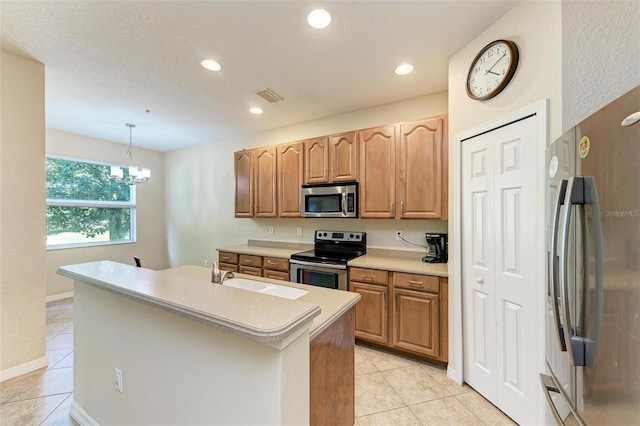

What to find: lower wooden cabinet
left=349, top=267, right=448, bottom=363
left=350, top=281, right=388, bottom=344
left=392, top=288, right=440, bottom=358
left=217, top=251, right=290, bottom=282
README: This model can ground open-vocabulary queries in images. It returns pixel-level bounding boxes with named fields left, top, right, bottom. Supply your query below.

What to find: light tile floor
left=1, top=299, right=516, bottom=426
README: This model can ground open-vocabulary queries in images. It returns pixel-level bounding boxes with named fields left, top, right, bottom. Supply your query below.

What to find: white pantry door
left=462, top=115, right=539, bottom=424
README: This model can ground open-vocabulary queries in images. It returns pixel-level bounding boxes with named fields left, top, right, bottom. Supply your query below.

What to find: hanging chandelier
left=110, top=123, right=151, bottom=185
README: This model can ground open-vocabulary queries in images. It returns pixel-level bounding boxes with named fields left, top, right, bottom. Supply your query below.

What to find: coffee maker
left=422, top=233, right=447, bottom=263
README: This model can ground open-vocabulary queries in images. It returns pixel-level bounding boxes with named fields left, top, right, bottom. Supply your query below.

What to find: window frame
left=46, top=154, right=137, bottom=250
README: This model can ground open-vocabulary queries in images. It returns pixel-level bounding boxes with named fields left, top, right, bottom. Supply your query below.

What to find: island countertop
left=162, top=265, right=361, bottom=340
left=58, top=261, right=324, bottom=344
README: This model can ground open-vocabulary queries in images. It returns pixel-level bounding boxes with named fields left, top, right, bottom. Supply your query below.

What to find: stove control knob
left=350, top=234, right=354, bottom=238
left=355, top=234, right=360, bottom=239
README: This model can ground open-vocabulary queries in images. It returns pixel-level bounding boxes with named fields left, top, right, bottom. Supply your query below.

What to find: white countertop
left=163, top=265, right=361, bottom=340
left=58, top=261, right=322, bottom=343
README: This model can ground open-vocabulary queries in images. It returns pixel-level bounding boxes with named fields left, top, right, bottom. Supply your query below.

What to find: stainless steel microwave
left=301, top=182, right=358, bottom=218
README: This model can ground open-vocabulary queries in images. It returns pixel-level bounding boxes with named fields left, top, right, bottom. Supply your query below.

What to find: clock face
left=466, top=40, right=519, bottom=101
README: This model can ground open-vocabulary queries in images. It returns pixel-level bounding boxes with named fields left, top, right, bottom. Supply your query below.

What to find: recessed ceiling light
left=200, top=59, right=222, bottom=72
left=250, top=107, right=263, bottom=115
left=308, top=9, right=331, bottom=29
left=395, top=63, right=414, bottom=75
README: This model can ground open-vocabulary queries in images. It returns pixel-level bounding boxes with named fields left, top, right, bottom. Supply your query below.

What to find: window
left=46, top=156, right=136, bottom=249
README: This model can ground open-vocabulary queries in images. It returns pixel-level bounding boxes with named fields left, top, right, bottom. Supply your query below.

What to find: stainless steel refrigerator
left=541, top=86, right=640, bottom=425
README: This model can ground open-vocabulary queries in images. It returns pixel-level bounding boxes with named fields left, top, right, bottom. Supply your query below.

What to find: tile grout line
left=39, top=392, right=73, bottom=426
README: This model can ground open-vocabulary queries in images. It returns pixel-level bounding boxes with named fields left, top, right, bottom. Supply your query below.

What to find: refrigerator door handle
left=540, top=369, right=586, bottom=426
left=549, top=179, right=568, bottom=351
left=583, top=176, right=604, bottom=368
left=558, top=176, right=585, bottom=366
left=558, top=176, right=604, bottom=367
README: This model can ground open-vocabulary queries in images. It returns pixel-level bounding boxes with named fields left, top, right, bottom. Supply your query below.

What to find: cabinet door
left=397, top=117, right=444, bottom=219
left=277, top=142, right=304, bottom=217
left=304, top=137, right=329, bottom=184
left=329, top=132, right=358, bottom=182
left=263, top=270, right=290, bottom=282
left=359, top=126, right=396, bottom=218
left=263, top=257, right=288, bottom=272
left=392, top=287, right=440, bottom=358
left=350, top=281, right=388, bottom=344
left=254, top=146, right=277, bottom=217
left=234, top=151, right=254, bottom=217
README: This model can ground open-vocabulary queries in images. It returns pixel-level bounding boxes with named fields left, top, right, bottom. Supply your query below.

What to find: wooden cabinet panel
left=219, top=263, right=238, bottom=273
left=239, top=265, right=262, bottom=276
left=239, top=254, right=262, bottom=268
left=234, top=151, right=254, bottom=217
left=329, top=132, right=358, bottom=182
left=263, top=270, right=289, bottom=281
left=358, top=126, right=396, bottom=218
left=440, top=278, right=448, bottom=363
left=263, top=257, right=288, bottom=272
left=218, top=252, right=238, bottom=264
left=350, top=281, right=388, bottom=344
left=277, top=142, right=304, bottom=217
left=397, top=117, right=444, bottom=219
left=394, top=272, right=439, bottom=293
left=349, top=267, right=388, bottom=286
left=392, top=288, right=440, bottom=358
left=254, top=146, right=277, bottom=217
left=304, top=137, right=329, bottom=184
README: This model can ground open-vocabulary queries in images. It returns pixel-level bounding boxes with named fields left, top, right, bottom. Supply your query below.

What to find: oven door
left=289, top=260, right=347, bottom=291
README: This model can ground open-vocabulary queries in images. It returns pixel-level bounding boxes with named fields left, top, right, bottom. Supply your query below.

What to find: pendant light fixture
left=110, top=123, right=151, bottom=185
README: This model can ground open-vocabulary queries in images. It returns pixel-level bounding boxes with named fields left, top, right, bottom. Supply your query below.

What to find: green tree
left=46, top=158, right=133, bottom=240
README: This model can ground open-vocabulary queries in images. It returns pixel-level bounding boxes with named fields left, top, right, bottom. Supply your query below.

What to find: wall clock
left=466, top=39, right=519, bottom=101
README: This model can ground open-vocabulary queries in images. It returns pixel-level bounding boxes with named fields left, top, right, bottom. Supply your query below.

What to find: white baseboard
left=0, top=356, right=48, bottom=382
left=46, top=291, right=74, bottom=303
left=70, top=401, right=99, bottom=426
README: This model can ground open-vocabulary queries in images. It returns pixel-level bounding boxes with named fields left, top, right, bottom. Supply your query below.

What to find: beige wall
left=0, top=50, right=47, bottom=375
left=46, top=130, right=169, bottom=297
left=562, top=0, right=640, bottom=128
left=446, top=0, right=563, bottom=393
left=165, top=92, right=449, bottom=268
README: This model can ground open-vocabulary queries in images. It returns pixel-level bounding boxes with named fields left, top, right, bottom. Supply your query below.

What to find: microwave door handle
left=550, top=179, right=568, bottom=351
left=342, top=193, right=347, bottom=216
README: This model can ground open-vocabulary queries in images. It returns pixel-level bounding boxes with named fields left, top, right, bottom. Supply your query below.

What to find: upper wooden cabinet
left=358, top=125, right=396, bottom=218
left=397, top=117, right=445, bottom=219
left=359, top=116, right=448, bottom=220
left=234, top=150, right=254, bottom=218
left=277, top=142, right=304, bottom=217
left=304, top=132, right=358, bottom=184
left=235, top=114, right=447, bottom=220
left=254, top=146, right=277, bottom=217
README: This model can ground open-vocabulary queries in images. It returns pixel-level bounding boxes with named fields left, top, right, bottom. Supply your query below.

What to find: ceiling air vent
left=256, top=88, right=284, bottom=103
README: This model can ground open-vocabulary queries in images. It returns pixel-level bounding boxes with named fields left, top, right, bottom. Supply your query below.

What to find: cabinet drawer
left=263, top=257, right=289, bottom=272
left=349, top=267, right=388, bottom=285
left=218, top=252, right=238, bottom=264
left=239, top=265, right=262, bottom=276
left=263, top=269, right=290, bottom=282
left=239, top=254, right=263, bottom=268
left=219, top=263, right=238, bottom=273
left=393, top=272, right=439, bottom=293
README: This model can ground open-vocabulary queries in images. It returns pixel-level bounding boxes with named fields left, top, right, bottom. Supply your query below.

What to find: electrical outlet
left=296, top=227, right=302, bottom=236
left=204, top=259, right=208, bottom=267
left=268, top=226, right=274, bottom=235
left=115, top=368, right=123, bottom=392
left=395, top=231, right=403, bottom=240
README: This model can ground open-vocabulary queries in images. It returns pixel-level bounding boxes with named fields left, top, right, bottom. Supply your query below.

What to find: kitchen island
left=58, top=261, right=360, bottom=426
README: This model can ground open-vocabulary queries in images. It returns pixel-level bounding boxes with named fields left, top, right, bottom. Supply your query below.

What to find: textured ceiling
left=1, top=1, right=519, bottom=152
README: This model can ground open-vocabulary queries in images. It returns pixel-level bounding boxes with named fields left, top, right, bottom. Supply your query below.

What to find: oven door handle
left=289, top=259, right=347, bottom=270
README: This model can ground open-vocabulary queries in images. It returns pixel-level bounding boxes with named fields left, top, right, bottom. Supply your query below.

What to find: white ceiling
left=1, top=1, right=519, bottom=152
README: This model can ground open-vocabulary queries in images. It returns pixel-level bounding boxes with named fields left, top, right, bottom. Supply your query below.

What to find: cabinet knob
left=476, top=277, right=484, bottom=284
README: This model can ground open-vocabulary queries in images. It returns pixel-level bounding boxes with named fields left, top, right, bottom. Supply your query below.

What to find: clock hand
left=486, top=70, right=499, bottom=76
left=484, top=53, right=506, bottom=75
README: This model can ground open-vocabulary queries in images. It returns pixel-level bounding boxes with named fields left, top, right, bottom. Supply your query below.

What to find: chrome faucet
left=211, top=261, right=235, bottom=284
